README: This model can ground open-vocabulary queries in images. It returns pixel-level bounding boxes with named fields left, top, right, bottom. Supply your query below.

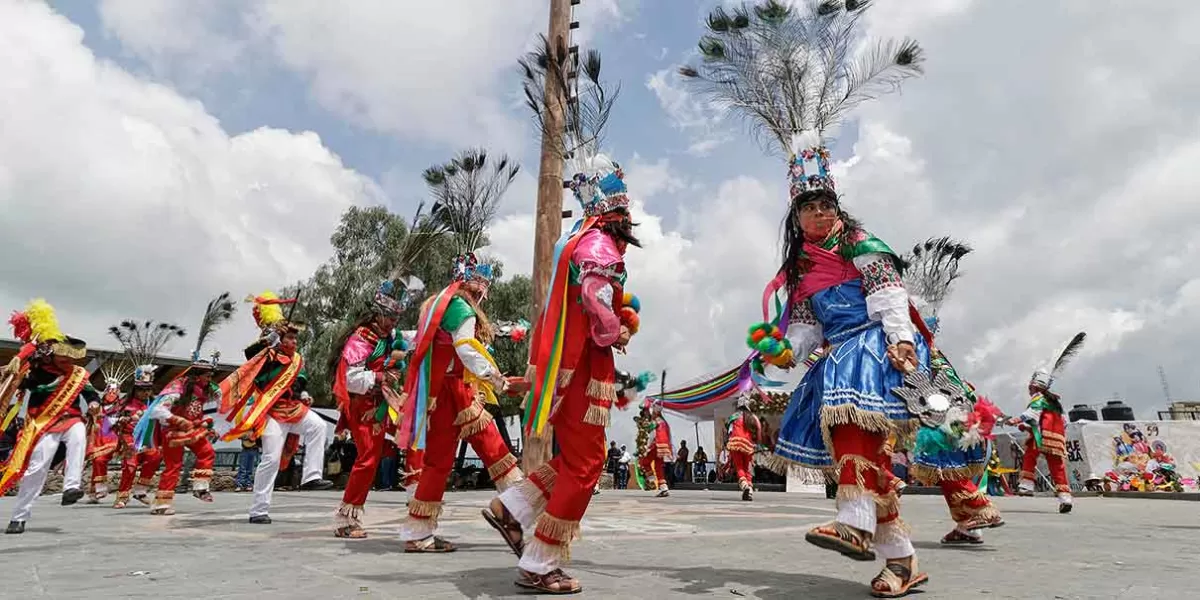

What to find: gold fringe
left=494, top=464, right=524, bottom=492
left=91, top=474, right=108, bottom=483
left=1054, top=483, right=1071, bottom=493
left=407, top=498, right=443, bottom=521
left=532, top=463, right=558, bottom=490
left=455, top=401, right=493, bottom=439
left=534, top=513, right=581, bottom=545
left=155, top=490, right=175, bottom=501
left=135, top=476, right=155, bottom=487
left=515, top=464, right=557, bottom=514
left=585, top=378, right=617, bottom=402
left=488, top=453, right=519, bottom=483
left=583, top=403, right=610, bottom=427
left=337, top=502, right=364, bottom=520
left=558, top=369, right=574, bottom=388
left=191, top=469, right=213, bottom=480
left=910, top=463, right=984, bottom=485
left=726, top=438, right=755, bottom=455
left=115, top=491, right=131, bottom=502
left=757, top=453, right=795, bottom=475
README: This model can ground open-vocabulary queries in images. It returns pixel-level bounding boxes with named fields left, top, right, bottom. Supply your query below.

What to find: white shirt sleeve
left=345, top=366, right=376, bottom=395
left=150, top=395, right=177, bottom=423
left=452, top=317, right=495, bottom=379
left=852, top=252, right=915, bottom=344
left=786, top=298, right=824, bottom=357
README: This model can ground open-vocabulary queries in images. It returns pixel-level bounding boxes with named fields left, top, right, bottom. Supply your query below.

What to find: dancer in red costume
left=1010, top=332, right=1087, bottom=514
left=399, top=254, right=522, bottom=552
left=3, top=300, right=95, bottom=534
left=133, top=293, right=235, bottom=516
left=485, top=153, right=641, bottom=593
left=641, top=401, right=673, bottom=497
left=111, top=366, right=163, bottom=509
left=727, top=392, right=763, bottom=501
left=84, top=369, right=129, bottom=504
left=330, top=280, right=409, bottom=539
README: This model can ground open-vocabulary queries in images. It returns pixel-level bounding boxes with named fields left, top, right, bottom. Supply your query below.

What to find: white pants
left=836, top=494, right=914, bottom=560
left=250, top=411, right=327, bottom=517
left=11, top=422, right=86, bottom=523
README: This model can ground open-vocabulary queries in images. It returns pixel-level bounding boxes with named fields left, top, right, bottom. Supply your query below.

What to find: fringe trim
left=488, top=453, right=520, bottom=485
left=1054, top=483, right=1072, bottom=493
left=558, top=369, right=574, bottom=388
left=135, top=476, right=155, bottom=487
left=455, top=401, right=493, bottom=439
left=408, top=499, right=443, bottom=522
left=585, top=378, right=617, bottom=402
left=534, top=513, right=581, bottom=546
left=758, top=453, right=795, bottom=475
left=524, top=537, right=572, bottom=566
left=336, top=502, right=365, bottom=528
left=583, top=403, right=611, bottom=427
left=910, top=463, right=984, bottom=485
left=115, top=491, right=131, bottom=502
left=515, top=464, right=557, bottom=515
left=726, top=439, right=755, bottom=455
left=91, top=474, right=108, bottom=484
left=191, top=469, right=213, bottom=480
left=494, top=465, right=524, bottom=492
left=155, top=490, right=175, bottom=501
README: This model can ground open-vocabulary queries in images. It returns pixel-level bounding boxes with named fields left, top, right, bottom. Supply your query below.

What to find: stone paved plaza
left=1, top=489, right=1196, bottom=599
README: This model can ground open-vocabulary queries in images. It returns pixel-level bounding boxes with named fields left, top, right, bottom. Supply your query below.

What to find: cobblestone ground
left=0, top=489, right=1196, bottom=599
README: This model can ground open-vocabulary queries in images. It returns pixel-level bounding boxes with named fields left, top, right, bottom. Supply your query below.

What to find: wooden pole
left=523, top=0, right=573, bottom=474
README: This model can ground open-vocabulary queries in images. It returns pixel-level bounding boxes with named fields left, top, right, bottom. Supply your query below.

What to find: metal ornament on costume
left=132, top=364, right=158, bottom=388
left=787, top=133, right=836, bottom=200
left=569, top=154, right=631, bottom=217
left=891, top=368, right=970, bottom=428
left=372, top=280, right=410, bottom=317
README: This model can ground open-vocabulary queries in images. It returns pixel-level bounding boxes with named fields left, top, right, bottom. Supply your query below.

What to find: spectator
left=235, top=434, right=260, bottom=492
left=616, top=445, right=632, bottom=489
left=693, top=446, right=709, bottom=483
left=675, top=440, right=690, bottom=483
left=606, top=441, right=620, bottom=475
left=377, top=438, right=398, bottom=491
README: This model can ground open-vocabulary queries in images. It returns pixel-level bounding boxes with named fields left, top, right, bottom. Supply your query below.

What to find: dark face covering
left=601, top=211, right=641, bottom=248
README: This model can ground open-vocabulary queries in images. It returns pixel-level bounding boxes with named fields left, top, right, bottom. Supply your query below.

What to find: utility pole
left=524, top=0, right=576, bottom=474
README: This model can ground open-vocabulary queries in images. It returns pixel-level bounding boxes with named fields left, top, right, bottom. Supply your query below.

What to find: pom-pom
left=8, top=312, right=31, bottom=343
left=25, top=299, right=64, bottom=343
left=620, top=306, right=640, bottom=334
left=510, top=327, right=527, bottom=342
left=745, top=322, right=793, bottom=366
left=249, top=291, right=287, bottom=330
left=622, top=292, right=641, bottom=313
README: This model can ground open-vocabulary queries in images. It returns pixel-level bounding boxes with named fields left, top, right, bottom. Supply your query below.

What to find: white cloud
left=645, top=67, right=731, bottom=156
left=0, top=1, right=380, bottom=358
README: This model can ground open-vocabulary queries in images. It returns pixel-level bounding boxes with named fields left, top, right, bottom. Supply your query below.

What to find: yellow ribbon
left=453, top=338, right=501, bottom=405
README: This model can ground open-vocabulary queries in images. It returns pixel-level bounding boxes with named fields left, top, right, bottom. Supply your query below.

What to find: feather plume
left=24, top=299, right=64, bottom=343
left=248, top=291, right=287, bottom=330
left=1050, top=332, right=1087, bottom=379
left=8, top=312, right=31, bottom=343
left=96, top=351, right=135, bottom=388
left=193, top=292, right=236, bottom=359
left=680, top=0, right=924, bottom=158
left=108, top=319, right=186, bottom=367
left=423, top=148, right=520, bottom=257
left=900, top=236, right=973, bottom=318
left=519, top=34, right=620, bottom=172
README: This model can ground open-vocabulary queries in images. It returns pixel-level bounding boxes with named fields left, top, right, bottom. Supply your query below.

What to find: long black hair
left=779, top=189, right=865, bottom=296
left=600, top=208, right=641, bottom=248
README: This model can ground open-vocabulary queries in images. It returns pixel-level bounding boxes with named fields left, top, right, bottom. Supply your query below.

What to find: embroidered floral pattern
left=789, top=298, right=818, bottom=326
left=858, top=256, right=905, bottom=296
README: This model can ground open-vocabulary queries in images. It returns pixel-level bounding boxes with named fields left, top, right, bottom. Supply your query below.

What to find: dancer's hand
left=383, top=387, right=406, bottom=413
left=615, top=326, right=632, bottom=349
left=886, top=342, right=917, bottom=372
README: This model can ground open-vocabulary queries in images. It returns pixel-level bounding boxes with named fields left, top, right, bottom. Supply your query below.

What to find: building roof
left=0, top=337, right=239, bottom=390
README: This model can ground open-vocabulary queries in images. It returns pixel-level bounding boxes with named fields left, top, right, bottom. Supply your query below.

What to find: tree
left=486, top=275, right=534, bottom=417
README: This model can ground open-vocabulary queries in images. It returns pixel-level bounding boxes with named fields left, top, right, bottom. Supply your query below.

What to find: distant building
left=0, top=337, right=238, bottom=391
left=1160, top=401, right=1200, bottom=421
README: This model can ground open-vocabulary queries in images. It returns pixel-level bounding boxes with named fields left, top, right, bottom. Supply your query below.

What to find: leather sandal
left=804, top=521, right=876, bottom=561
left=940, top=528, right=983, bottom=545
left=870, top=558, right=928, bottom=598
left=404, top=535, right=457, bottom=553
left=334, top=525, right=368, bottom=539
left=515, top=568, right=582, bottom=595
left=482, top=500, right=524, bottom=557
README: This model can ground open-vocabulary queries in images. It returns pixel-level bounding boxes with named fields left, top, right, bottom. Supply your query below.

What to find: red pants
left=830, top=424, right=901, bottom=528
left=731, top=450, right=753, bottom=489
left=1020, top=437, right=1069, bottom=494
left=939, top=478, right=998, bottom=526
left=408, top=376, right=519, bottom=525
left=515, top=353, right=609, bottom=558
left=117, top=449, right=162, bottom=498
left=155, top=437, right=215, bottom=507
left=340, top=395, right=386, bottom=508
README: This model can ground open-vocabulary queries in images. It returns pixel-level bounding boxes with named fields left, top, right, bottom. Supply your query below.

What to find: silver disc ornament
left=890, top=368, right=968, bottom=428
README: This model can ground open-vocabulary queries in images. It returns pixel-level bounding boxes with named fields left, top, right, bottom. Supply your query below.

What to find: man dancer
left=222, top=291, right=331, bottom=525
left=487, top=154, right=641, bottom=593
left=726, top=392, right=762, bottom=501
left=84, top=373, right=126, bottom=503
left=398, top=254, right=523, bottom=552
left=2, top=300, right=95, bottom=534
left=330, top=280, right=408, bottom=539
left=135, top=293, right=235, bottom=515
left=640, top=401, right=673, bottom=497
left=112, top=366, right=163, bottom=508
left=1009, top=332, right=1087, bottom=514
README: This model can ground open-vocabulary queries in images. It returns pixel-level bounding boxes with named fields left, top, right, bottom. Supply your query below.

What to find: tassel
left=585, top=378, right=617, bottom=402
left=534, top=513, right=581, bottom=545
left=583, top=403, right=611, bottom=427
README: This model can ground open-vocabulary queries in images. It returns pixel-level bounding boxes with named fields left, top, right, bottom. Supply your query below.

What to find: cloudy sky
left=4, top=0, right=1200, bottom=451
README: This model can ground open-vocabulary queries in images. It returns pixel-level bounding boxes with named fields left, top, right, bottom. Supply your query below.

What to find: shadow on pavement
left=354, top=560, right=866, bottom=599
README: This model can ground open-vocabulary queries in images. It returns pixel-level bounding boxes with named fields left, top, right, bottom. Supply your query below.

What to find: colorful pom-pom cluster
left=621, top=292, right=641, bottom=334
left=746, top=323, right=794, bottom=367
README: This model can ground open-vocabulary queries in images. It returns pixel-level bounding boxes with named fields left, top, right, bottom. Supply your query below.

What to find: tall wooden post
left=523, top=0, right=573, bottom=473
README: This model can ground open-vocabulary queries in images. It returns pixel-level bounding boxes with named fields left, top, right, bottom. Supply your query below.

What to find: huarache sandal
left=482, top=499, right=524, bottom=557
left=150, top=507, right=175, bottom=516
left=515, top=568, right=582, bottom=595
left=804, top=521, right=876, bottom=561
left=940, top=529, right=983, bottom=545
left=192, top=490, right=214, bottom=503
left=404, top=535, right=457, bottom=553
left=870, top=559, right=928, bottom=598
left=334, top=525, right=368, bottom=539
left=965, top=515, right=1004, bottom=530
